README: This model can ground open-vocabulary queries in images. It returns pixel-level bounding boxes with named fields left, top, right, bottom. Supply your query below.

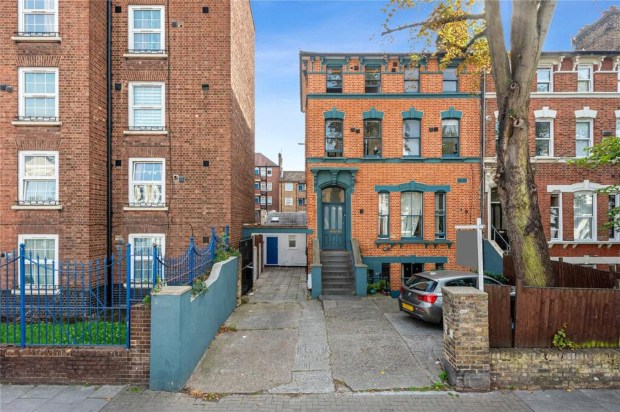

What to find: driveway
left=186, top=267, right=443, bottom=395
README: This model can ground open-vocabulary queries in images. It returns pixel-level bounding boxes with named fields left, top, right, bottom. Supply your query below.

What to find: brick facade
left=0, top=304, right=151, bottom=385
left=302, top=53, right=482, bottom=293
left=483, top=53, right=620, bottom=271
left=572, top=6, right=620, bottom=51
left=280, top=171, right=307, bottom=212
left=0, top=1, right=255, bottom=261
left=254, top=153, right=281, bottom=223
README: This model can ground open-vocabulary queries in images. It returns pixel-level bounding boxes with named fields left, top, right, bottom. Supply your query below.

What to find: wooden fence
left=503, top=256, right=620, bottom=289
left=488, top=283, right=620, bottom=348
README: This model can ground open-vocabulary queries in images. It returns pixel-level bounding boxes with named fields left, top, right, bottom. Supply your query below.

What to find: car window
left=405, top=276, right=437, bottom=292
left=483, top=277, right=502, bottom=285
left=444, top=277, right=476, bottom=287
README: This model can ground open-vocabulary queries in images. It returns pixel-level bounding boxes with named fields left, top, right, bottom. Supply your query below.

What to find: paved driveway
left=186, top=267, right=443, bottom=395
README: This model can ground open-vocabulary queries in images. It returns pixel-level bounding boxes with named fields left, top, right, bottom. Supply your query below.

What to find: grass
left=0, top=321, right=126, bottom=345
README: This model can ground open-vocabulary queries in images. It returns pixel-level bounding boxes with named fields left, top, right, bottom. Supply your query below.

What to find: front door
left=266, top=237, right=278, bottom=265
left=321, top=186, right=346, bottom=250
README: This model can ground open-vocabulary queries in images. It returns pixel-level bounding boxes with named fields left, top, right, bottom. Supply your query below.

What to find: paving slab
left=0, top=384, right=35, bottom=403
left=186, top=328, right=298, bottom=393
left=50, top=385, right=97, bottom=403
left=4, top=397, right=49, bottom=412
left=89, top=385, right=126, bottom=400
left=19, top=385, right=66, bottom=399
left=227, top=302, right=302, bottom=330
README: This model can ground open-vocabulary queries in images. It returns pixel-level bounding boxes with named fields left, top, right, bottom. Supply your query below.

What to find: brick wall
left=0, top=304, right=150, bottom=385
left=490, top=348, right=620, bottom=389
left=573, top=7, right=620, bottom=51
left=442, top=287, right=490, bottom=391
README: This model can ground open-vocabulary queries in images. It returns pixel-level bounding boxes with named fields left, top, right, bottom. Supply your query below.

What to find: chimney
left=278, top=152, right=283, bottom=172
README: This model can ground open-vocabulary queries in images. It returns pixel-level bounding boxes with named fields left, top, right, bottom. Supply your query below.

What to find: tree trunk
left=487, top=0, right=556, bottom=287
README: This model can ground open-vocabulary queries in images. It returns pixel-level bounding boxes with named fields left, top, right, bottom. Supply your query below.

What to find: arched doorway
left=321, top=186, right=346, bottom=250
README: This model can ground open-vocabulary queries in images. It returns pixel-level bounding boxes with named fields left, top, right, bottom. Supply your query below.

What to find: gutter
left=480, top=71, right=486, bottom=237
left=106, top=0, right=113, bottom=299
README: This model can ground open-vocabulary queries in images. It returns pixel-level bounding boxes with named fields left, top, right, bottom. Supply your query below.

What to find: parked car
left=398, top=270, right=512, bottom=324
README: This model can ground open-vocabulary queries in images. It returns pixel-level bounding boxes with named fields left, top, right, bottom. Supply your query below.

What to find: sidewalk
left=2, top=384, right=620, bottom=411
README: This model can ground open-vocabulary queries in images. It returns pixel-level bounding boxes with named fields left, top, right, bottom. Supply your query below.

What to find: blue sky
left=251, top=0, right=619, bottom=171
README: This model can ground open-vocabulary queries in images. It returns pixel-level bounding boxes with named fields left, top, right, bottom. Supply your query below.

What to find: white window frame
left=128, top=233, right=165, bottom=282
left=18, top=234, right=59, bottom=287
left=615, top=110, right=620, bottom=137
left=260, top=196, right=266, bottom=205
left=128, top=5, right=165, bottom=52
left=18, top=151, right=59, bottom=205
left=18, top=0, right=59, bottom=34
left=260, top=167, right=266, bottom=177
left=267, top=168, right=273, bottom=177
left=267, top=196, right=273, bottom=205
left=128, top=158, right=166, bottom=206
left=550, top=193, right=562, bottom=241
left=288, top=235, right=297, bottom=249
left=285, top=197, right=293, bottom=206
left=575, top=118, right=593, bottom=158
left=267, top=182, right=272, bottom=192
left=128, top=82, right=165, bottom=129
left=577, top=64, right=593, bottom=92
left=284, top=183, right=294, bottom=192
left=18, top=67, right=59, bottom=119
left=573, top=191, right=596, bottom=241
left=536, top=66, right=553, bottom=92
left=260, top=182, right=266, bottom=192
left=534, top=119, right=554, bottom=157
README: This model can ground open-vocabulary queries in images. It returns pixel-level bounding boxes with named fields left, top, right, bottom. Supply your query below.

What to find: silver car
left=398, top=270, right=509, bottom=324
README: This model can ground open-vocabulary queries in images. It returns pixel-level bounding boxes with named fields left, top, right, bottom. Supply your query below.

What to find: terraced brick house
left=300, top=52, right=483, bottom=295
left=254, top=153, right=281, bottom=223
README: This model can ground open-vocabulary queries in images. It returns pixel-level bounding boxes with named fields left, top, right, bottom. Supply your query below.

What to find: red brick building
left=0, top=0, right=255, bottom=273
left=483, top=51, right=620, bottom=271
left=279, top=171, right=307, bottom=213
left=300, top=52, right=483, bottom=294
left=254, top=153, right=281, bottom=223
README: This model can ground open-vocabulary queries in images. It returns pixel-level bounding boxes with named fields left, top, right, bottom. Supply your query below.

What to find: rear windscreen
left=405, top=276, right=437, bottom=292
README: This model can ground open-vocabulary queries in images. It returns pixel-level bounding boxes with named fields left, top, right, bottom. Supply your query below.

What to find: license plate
left=402, top=303, right=414, bottom=312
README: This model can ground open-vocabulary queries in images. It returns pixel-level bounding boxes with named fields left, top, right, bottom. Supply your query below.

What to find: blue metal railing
left=0, top=226, right=229, bottom=348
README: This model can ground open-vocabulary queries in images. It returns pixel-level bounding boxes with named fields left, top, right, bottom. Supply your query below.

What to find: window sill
left=123, top=283, right=154, bottom=289
left=123, top=53, right=168, bottom=59
left=123, top=130, right=168, bottom=136
left=12, top=289, right=60, bottom=296
left=124, top=206, right=169, bottom=211
left=12, top=121, right=62, bottom=127
left=548, top=241, right=619, bottom=249
left=12, top=36, right=62, bottom=43
left=12, top=205, right=63, bottom=210
left=375, top=239, right=453, bottom=249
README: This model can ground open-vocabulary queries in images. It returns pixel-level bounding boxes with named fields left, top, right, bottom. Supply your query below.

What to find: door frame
left=317, top=183, right=351, bottom=251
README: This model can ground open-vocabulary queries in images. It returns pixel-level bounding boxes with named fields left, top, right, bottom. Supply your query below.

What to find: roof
left=264, top=211, right=307, bottom=227
left=281, top=171, right=306, bottom=183
left=255, top=153, right=278, bottom=167
left=573, top=6, right=620, bottom=49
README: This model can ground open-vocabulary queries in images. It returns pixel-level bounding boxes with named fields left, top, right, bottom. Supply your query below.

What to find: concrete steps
left=320, top=251, right=354, bottom=296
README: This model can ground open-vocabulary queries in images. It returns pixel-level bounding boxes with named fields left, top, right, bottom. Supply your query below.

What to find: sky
left=251, top=0, right=620, bottom=171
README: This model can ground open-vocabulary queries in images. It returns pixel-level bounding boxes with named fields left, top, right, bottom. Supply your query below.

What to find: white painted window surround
left=575, top=107, right=597, bottom=158
left=18, top=67, right=59, bottom=119
left=615, top=110, right=620, bottom=137
left=534, top=107, right=556, bottom=157
left=18, top=234, right=59, bottom=287
left=18, top=0, right=59, bottom=34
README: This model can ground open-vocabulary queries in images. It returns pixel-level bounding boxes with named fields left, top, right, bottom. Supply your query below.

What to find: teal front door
left=321, top=186, right=346, bottom=250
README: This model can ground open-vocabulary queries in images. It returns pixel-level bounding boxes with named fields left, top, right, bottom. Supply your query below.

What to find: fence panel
left=514, top=285, right=620, bottom=348
left=487, top=284, right=513, bottom=347
left=503, top=255, right=620, bottom=288
left=239, top=238, right=253, bottom=295
left=1, top=228, right=224, bottom=348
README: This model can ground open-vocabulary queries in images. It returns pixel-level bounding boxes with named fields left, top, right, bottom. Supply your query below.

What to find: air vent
left=203, top=160, right=210, bottom=167
left=202, top=6, right=209, bottom=13
left=115, top=160, right=122, bottom=167
left=114, top=6, right=122, bottom=13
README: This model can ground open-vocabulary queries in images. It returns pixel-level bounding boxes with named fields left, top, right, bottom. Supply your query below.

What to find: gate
left=239, top=238, right=253, bottom=295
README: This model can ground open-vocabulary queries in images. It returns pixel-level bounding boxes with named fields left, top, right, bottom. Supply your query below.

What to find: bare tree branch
left=535, top=0, right=557, bottom=57
left=461, top=29, right=486, bottom=52
left=381, top=12, right=485, bottom=36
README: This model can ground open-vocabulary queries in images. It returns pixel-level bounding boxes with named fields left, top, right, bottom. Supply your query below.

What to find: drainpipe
left=106, top=0, right=113, bottom=303
left=480, top=72, right=486, bottom=239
